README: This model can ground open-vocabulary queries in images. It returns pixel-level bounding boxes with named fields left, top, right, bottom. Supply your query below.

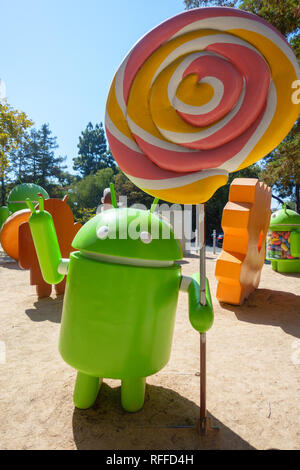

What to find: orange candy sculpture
left=215, top=178, right=271, bottom=305
left=18, top=196, right=81, bottom=298
left=0, top=209, right=31, bottom=260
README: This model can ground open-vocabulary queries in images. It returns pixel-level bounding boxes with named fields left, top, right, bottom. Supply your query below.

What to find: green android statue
left=26, top=195, right=213, bottom=412
left=266, top=205, right=300, bottom=273
left=0, top=205, right=9, bottom=230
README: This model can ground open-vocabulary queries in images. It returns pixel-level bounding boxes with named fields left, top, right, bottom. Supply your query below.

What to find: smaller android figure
left=7, top=183, right=49, bottom=213
left=19, top=196, right=81, bottom=298
left=0, top=206, right=9, bottom=230
left=267, top=206, right=300, bottom=273
left=27, top=195, right=213, bottom=412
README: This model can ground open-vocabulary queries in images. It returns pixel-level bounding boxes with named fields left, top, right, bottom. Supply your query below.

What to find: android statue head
left=8, top=183, right=49, bottom=213
left=267, top=205, right=300, bottom=273
left=71, top=206, right=182, bottom=265
left=269, top=206, right=300, bottom=232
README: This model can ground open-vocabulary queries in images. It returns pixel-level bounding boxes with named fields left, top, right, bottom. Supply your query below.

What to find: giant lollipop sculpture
left=106, top=7, right=300, bottom=432
left=106, top=7, right=299, bottom=203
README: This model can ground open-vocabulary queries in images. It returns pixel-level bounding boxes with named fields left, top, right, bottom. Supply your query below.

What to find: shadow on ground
left=0, top=260, right=20, bottom=270
left=182, top=253, right=199, bottom=259
left=222, top=288, right=300, bottom=339
left=274, top=272, right=300, bottom=279
left=179, top=254, right=218, bottom=265
left=25, top=296, right=63, bottom=323
left=72, top=383, right=254, bottom=450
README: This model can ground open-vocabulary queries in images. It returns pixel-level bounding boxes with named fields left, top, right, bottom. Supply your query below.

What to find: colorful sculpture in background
left=0, top=209, right=31, bottom=260
left=0, top=206, right=9, bottom=231
left=0, top=183, right=81, bottom=298
left=267, top=207, right=300, bottom=273
left=106, top=7, right=299, bottom=204
left=215, top=178, right=271, bottom=305
left=7, top=183, right=49, bottom=213
left=0, top=183, right=49, bottom=235
left=19, top=196, right=81, bottom=298
left=27, top=194, right=213, bottom=411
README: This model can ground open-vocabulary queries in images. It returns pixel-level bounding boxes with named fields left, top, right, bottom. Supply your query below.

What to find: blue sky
left=0, top=0, right=186, bottom=172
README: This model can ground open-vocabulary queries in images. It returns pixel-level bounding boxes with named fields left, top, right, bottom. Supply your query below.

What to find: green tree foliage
left=261, top=121, right=300, bottom=212
left=73, top=122, right=116, bottom=177
left=184, top=0, right=300, bottom=43
left=114, top=170, right=155, bottom=208
left=0, top=100, right=33, bottom=204
left=114, top=165, right=260, bottom=239
left=68, top=167, right=114, bottom=222
left=9, top=123, right=67, bottom=193
left=75, top=207, right=97, bottom=225
left=205, top=164, right=261, bottom=239
left=185, top=0, right=236, bottom=9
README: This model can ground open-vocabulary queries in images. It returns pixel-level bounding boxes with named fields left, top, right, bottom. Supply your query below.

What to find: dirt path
left=0, top=248, right=299, bottom=450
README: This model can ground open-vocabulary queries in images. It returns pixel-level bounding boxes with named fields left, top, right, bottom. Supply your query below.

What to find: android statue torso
left=267, top=207, right=300, bottom=273
left=59, top=207, right=181, bottom=378
left=267, top=230, right=297, bottom=260
left=59, top=251, right=181, bottom=378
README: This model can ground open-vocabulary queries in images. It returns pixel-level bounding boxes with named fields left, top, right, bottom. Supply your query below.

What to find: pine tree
left=261, top=121, right=300, bottom=212
left=9, top=123, right=66, bottom=193
left=73, top=122, right=116, bottom=177
left=184, top=0, right=300, bottom=44
left=36, top=123, right=66, bottom=187
left=0, top=100, right=32, bottom=204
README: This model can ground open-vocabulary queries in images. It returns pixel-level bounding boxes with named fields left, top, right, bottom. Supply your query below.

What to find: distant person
left=96, top=188, right=113, bottom=214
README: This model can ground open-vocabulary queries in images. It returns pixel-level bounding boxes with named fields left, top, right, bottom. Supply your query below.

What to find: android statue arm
left=290, top=231, right=300, bottom=258
left=180, top=274, right=214, bottom=333
left=26, top=197, right=70, bottom=284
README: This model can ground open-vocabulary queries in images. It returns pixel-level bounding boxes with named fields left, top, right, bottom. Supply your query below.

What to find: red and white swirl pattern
left=106, top=7, right=300, bottom=204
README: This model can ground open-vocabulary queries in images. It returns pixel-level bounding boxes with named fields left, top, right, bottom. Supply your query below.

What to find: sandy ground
left=0, top=246, right=299, bottom=450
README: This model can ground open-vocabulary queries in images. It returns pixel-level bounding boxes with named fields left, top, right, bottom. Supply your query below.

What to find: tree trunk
left=1, top=176, right=6, bottom=206
left=296, top=184, right=300, bottom=214
left=271, top=194, right=293, bottom=209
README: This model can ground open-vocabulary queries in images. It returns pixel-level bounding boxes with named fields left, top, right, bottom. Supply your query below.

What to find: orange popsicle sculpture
left=18, top=196, right=81, bottom=298
left=215, top=178, right=271, bottom=305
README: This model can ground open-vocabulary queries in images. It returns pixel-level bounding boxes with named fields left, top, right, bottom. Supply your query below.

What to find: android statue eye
left=271, top=212, right=278, bottom=219
left=97, top=225, right=110, bottom=240
left=140, top=231, right=152, bottom=244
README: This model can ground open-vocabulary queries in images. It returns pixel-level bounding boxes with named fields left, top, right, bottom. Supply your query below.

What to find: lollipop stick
left=197, top=204, right=218, bottom=435
left=199, top=332, right=206, bottom=429
left=198, top=204, right=207, bottom=432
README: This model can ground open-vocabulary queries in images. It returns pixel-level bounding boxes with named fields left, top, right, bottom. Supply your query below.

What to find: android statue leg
left=271, top=260, right=278, bottom=271
left=54, top=278, right=66, bottom=296
left=36, top=281, right=52, bottom=298
left=73, top=371, right=102, bottom=409
left=121, top=377, right=146, bottom=412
